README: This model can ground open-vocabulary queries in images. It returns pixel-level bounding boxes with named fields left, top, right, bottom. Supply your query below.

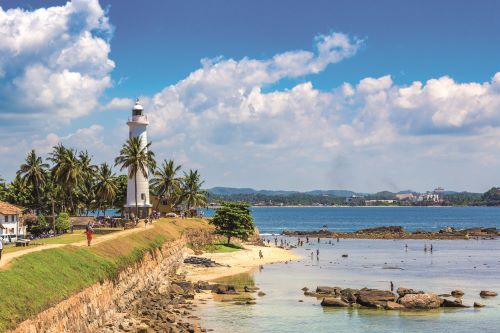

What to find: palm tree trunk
left=134, top=173, right=138, bottom=219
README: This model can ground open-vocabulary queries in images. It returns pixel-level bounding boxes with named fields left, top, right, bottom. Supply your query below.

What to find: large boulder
left=316, top=286, right=341, bottom=295
left=398, top=293, right=442, bottom=309
left=479, top=290, right=497, bottom=297
left=451, top=290, right=464, bottom=297
left=441, top=298, right=470, bottom=308
left=356, top=289, right=396, bottom=308
left=321, top=298, right=350, bottom=307
left=340, top=288, right=359, bottom=303
left=213, top=284, right=237, bottom=294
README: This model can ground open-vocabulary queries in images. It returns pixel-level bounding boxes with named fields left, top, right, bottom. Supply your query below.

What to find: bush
left=55, top=213, right=71, bottom=233
left=26, top=214, right=49, bottom=236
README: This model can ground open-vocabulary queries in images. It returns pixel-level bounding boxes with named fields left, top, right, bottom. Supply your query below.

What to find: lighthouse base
left=123, top=205, right=152, bottom=219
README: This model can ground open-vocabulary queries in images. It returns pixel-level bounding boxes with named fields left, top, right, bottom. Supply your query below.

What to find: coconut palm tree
left=181, top=169, right=207, bottom=216
left=114, top=137, right=156, bottom=218
left=51, top=147, right=82, bottom=214
left=17, top=149, right=49, bottom=212
left=150, top=159, right=182, bottom=212
left=95, top=163, right=118, bottom=216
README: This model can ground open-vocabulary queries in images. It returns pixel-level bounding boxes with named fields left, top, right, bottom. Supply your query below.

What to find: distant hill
left=207, top=187, right=356, bottom=197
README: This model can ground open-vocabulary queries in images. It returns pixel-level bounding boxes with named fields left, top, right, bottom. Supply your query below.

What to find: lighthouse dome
left=132, top=99, right=144, bottom=116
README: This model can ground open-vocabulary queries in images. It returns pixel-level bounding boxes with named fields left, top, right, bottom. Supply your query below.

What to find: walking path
left=0, top=222, right=149, bottom=270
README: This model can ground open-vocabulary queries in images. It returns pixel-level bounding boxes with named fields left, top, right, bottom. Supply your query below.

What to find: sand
left=182, top=244, right=301, bottom=282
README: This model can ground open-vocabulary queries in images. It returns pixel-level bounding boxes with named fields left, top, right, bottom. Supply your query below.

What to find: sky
left=0, top=0, right=499, bottom=193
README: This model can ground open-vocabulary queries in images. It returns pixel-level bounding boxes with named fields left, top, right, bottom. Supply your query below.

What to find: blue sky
left=0, top=0, right=500, bottom=192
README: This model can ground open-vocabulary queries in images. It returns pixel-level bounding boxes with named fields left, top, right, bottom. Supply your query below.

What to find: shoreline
left=181, top=244, right=300, bottom=282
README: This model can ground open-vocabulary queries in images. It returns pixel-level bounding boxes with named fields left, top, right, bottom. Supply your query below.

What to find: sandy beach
left=181, top=244, right=300, bottom=282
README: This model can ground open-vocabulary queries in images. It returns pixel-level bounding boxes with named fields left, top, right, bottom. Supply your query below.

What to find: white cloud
left=0, top=0, right=113, bottom=131
left=101, top=97, right=135, bottom=112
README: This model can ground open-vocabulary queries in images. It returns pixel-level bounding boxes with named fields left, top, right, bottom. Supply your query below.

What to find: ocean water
left=202, top=206, right=500, bottom=234
left=196, top=207, right=500, bottom=332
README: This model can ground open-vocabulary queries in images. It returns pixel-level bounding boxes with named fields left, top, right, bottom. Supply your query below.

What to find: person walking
left=259, top=250, right=263, bottom=259
left=0, top=237, right=3, bottom=261
left=86, top=223, right=94, bottom=247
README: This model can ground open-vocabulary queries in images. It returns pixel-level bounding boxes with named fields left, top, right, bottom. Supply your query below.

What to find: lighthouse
left=124, top=99, right=152, bottom=218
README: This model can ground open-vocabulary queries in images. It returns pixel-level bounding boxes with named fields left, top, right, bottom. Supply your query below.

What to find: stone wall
left=11, top=238, right=186, bottom=333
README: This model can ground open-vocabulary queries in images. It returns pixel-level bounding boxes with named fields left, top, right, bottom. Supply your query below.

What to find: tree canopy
left=210, top=202, right=255, bottom=244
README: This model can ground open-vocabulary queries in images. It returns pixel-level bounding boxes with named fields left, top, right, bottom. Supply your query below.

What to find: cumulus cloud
left=0, top=0, right=113, bottom=132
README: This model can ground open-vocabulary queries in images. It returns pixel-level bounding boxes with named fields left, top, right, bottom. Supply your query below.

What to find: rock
left=301, top=287, right=309, bottom=292
left=474, top=302, right=485, bottom=308
left=245, top=301, right=256, bottom=305
left=356, top=289, right=396, bottom=308
left=316, top=286, right=341, bottom=295
left=320, top=298, right=350, bottom=307
left=257, top=291, right=266, bottom=297
left=170, top=284, right=184, bottom=294
left=479, top=290, right=497, bottom=297
left=441, top=298, right=470, bottom=308
left=385, top=301, right=405, bottom=310
left=396, top=287, right=424, bottom=297
left=340, top=288, right=359, bottom=303
left=451, top=290, right=464, bottom=297
left=398, top=293, right=442, bottom=309
left=438, top=294, right=451, bottom=297
left=341, top=254, right=348, bottom=258
left=213, top=284, right=237, bottom=294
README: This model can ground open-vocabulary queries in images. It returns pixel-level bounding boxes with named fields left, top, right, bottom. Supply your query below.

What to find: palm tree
left=51, top=147, right=82, bottom=214
left=17, top=149, right=49, bottom=212
left=151, top=159, right=182, bottom=212
left=181, top=169, right=207, bottom=216
left=114, top=137, right=156, bottom=218
left=95, top=163, right=118, bottom=216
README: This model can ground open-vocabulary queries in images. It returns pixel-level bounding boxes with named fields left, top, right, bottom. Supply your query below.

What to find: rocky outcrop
left=321, top=298, right=350, bottom=307
left=356, top=289, right=395, bottom=308
left=397, top=293, right=442, bottom=309
left=479, top=290, right=497, bottom=297
left=11, top=238, right=192, bottom=333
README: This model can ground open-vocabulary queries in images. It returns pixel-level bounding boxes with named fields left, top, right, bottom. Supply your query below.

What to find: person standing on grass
left=0, top=237, right=3, bottom=261
left=86, top=223, right=94, bottom=247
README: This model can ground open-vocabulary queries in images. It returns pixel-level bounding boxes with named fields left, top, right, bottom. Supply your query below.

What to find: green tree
left=95, top=163, right=118, bottom=216
left=181, top=169, right=207, bottom=215
left=114, top=174, right=128, bottom=210
left=0, top=175, right=6, bottom=201
left=17, top=149, right=49, bottom=212
left=210, top=202, right=255, bottom=244
left=151, top=159, right=182, bottom=211
left=55, top=212, right=71, bottom=233
left=26, top=214, right=49, bottom=236
left=114, top=137, right=156, bottom=217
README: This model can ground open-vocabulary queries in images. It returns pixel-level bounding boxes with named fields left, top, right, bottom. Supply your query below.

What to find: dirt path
left=0, top=222, right=150, bottom=270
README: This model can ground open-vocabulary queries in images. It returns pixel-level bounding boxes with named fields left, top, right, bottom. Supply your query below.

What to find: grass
left=3, top=244, right=41, bottom=254
left=0, top=217, right=210, bottom=332
left=200, top=241, right=244, bottom=253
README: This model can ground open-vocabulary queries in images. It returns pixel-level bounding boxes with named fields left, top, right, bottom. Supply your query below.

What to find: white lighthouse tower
left=124, top=99, right=152, bottom=218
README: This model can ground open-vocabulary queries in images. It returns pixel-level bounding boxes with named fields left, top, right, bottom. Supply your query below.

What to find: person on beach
left=259, top=250, right=263, bottom=259
left=337, top=237, right=339, bottom=242
left=306, top=236, right=309, bottom=243
left=390, top=281, right=394, bottom=291
left=0, top=237, right=3, bottom=261
left=405, top=244, right=408, bottom=251
left=430, top=244, right=433, bottom=253
left=316, top=249, right=320, bottom=257
left=317, top=237, right=320, bottom=243
left=424, top=244, right=427, bottom=252
left=86, top=223, right=94, bottom=246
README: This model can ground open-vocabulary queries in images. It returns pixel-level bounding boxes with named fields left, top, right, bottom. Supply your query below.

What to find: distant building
left=345, top=195, right=365, bottom=205
left=395, top=193, right=415, bottom=201
left=0, top=201, right=25, bottom=240
left=417, top=193, right=440, bottom=202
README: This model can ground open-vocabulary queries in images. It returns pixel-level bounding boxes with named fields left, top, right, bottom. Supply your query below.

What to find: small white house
left=0, top=201, right=25, bottom=241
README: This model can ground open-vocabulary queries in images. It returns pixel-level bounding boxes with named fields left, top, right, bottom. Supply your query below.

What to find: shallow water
left=197, top=238, right=500, bottom=332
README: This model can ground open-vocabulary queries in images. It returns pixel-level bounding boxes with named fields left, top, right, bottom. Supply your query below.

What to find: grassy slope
left=0, top=218, right=209, bottom=332
left=201, top=242, right=244, bottom=253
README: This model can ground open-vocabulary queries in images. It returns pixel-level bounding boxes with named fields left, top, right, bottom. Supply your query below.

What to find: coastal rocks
left=212, top=284, right=237, bottom=295
left=340, top=288, right=359, bottom=303
left=451, top=290, right=464, bottom=297
left=316, top=286, right=341, bottom=295
left=183, top=256, right=223, bottom=267
left=396, top=287, right=424, bottom=297
left=397, top=293, right=442, bottom=309
left=474, top=302, right=485, bottom=308
left=441, top=298, right=470, bottom=308
left=385, top=301, right=405, bottom=310
left=356, top=289, right=396, bottom=308
left=479, top=290, right=497, bottom=297
left=321, top=298, right=350, bottom=307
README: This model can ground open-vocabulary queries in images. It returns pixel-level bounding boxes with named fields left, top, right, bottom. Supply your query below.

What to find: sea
left=197, top=207, right=500, bottom=333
